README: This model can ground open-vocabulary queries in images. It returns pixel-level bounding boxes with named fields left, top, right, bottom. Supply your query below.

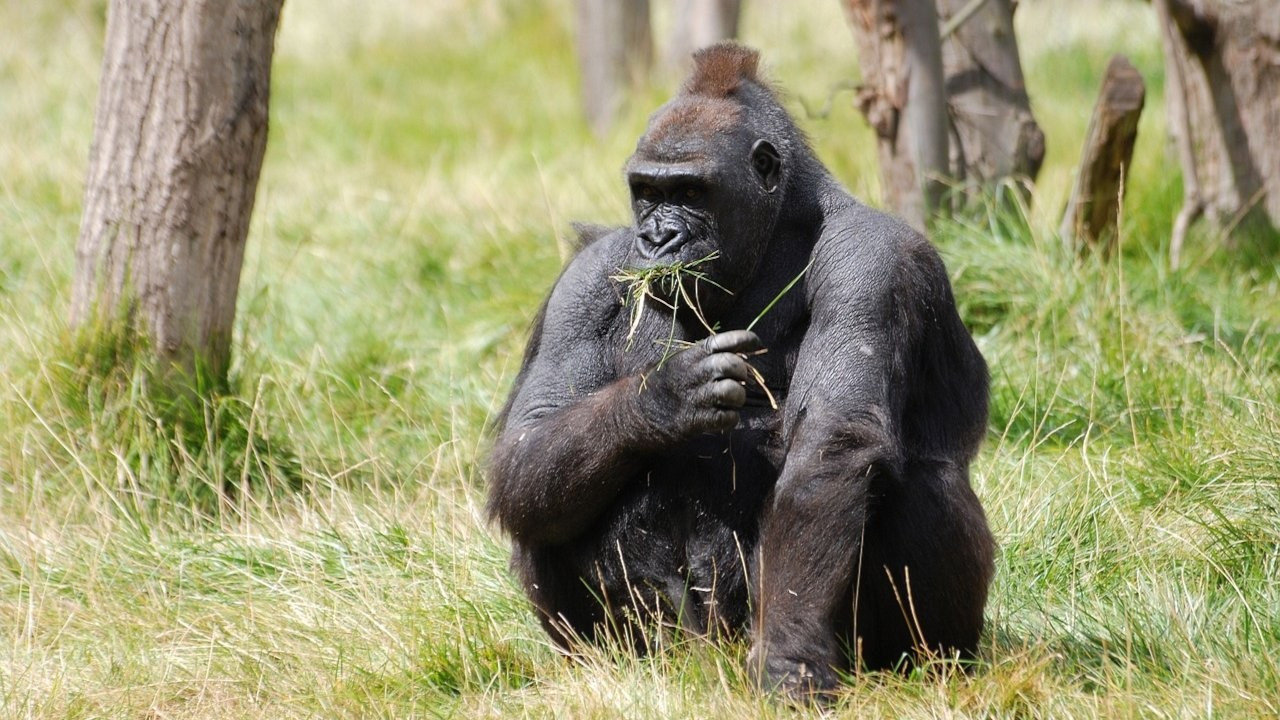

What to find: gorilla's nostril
left=642, top=228, right=680, bottom=248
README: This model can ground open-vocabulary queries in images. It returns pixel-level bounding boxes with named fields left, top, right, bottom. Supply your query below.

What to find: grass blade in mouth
left=611, top=252, right=725, bottom=353
left=612, top=253, right=778, bottom=409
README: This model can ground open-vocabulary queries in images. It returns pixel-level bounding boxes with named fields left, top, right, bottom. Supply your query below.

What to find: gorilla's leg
left=849, top=459, right=995, bottom=671
left=514, top=545, right=607, bottom=651
left=752, top=448, right=874, bottom=693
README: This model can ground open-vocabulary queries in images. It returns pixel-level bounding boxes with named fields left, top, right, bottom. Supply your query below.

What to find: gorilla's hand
left=637, top=330, right=764, bottom=443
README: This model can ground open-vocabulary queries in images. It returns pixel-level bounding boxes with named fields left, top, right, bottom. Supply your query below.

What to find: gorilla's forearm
left=489, top=331, right=759, bottom=546
left=753, top=420, right=895, bottom=679
left=487, top=375, right=653, bottom=546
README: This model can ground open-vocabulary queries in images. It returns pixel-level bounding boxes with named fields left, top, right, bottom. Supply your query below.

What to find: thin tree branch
left=940, top=0, right=993, bottom=40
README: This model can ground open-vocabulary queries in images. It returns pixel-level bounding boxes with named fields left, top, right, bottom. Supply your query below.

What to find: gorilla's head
left=624, top=44, right=801, bottom=310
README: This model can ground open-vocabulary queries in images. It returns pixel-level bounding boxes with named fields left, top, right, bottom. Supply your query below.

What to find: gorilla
left=488, top=43, right=994, bottom=697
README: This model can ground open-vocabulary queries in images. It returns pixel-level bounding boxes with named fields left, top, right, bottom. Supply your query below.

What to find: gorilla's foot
left=749, top=648, right=840, bottom=704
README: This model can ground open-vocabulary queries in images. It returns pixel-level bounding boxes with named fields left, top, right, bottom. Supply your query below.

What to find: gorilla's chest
left=587, top=306, right=797, bottom=630
left=585, top=418, right=781, bottom=630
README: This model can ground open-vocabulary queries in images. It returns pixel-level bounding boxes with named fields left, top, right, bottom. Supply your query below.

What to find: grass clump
left=8, top=317, right=305, bottom=519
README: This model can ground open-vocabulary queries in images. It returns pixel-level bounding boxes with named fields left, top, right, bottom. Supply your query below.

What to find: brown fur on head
left=638, top=44, right=762, bottom=152
left=682, top=43, right=761, bottom=98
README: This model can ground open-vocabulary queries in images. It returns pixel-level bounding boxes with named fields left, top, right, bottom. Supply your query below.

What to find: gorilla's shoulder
left=809, top=196, right=930, bottom=289
left=540, top=225, right=630, bottom=334
left=822, top=195, right=925, bottom=250
left=557, top=224, right=632, bottom=288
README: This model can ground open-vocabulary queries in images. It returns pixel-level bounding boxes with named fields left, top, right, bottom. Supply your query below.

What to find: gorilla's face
left=624, top=98, right=783, bottom=312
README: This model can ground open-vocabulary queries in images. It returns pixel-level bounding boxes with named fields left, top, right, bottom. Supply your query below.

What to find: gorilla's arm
left=753, top=209, right=928, bottom=684
left=488, top=236, right=760, bottom=547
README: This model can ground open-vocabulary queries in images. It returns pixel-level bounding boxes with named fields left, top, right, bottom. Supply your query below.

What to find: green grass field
left=2, top=0, right=1278, bottom=717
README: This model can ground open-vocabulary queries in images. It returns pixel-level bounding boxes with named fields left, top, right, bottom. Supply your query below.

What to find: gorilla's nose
left=638, top=228, right=685, bottom=257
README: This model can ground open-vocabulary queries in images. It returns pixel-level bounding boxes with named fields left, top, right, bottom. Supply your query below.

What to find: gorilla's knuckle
left=708, top=351, right=738, bottom=369
left=704, top=408, right=739, bottom=432
left=715, top=329, right=763, bottom=354
left=699, top=353, right=735, bottom=378
left=710, top=378, right=746, bottom=408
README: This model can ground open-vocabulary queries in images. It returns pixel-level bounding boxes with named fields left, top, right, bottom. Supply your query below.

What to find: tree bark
left=1060, top=55, right=1145, bottom=254
left=937, top=0, right=1045, bottom=195
left=667, top=0, right=743, bottom=70
left=72, top=0, right=283, bottom=388
left=1155, top=0, right=1280, bottom=266
left=577, top=0, right=652, bottom=137
left=844, top=0, right=950, bottom=231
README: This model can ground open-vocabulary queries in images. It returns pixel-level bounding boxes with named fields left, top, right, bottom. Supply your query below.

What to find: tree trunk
left=72, top=0, right=283, bottom=388
left=1155, top=0, right=1280, bottom=267
left=844, top=0, right=950, bottom=231
left=1060, top=55, right=1146, bottom=254
left=577, top=0, right=652, bottom=137
left=937, top=0, right=1045, bottom=195
left=668, top=0, right=743, bottom=70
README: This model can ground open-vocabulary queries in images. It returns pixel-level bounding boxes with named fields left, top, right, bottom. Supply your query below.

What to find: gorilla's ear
left=750, top=139, right=781, bottom=194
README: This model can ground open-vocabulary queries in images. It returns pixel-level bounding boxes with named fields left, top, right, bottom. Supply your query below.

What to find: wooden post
left=1060, top=55, right=1146, bottom=254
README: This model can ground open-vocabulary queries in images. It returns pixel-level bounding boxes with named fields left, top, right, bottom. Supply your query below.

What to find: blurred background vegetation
left=1, top=0, right=1277, bottom=717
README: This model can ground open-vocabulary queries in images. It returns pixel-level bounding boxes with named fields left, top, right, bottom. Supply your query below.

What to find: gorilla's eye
left=633, top=183, right=661, bottom=202
left=682, top=185, right=702, bottom=202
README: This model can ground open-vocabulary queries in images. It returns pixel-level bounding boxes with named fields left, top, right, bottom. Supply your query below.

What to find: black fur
left=488, top=43, right=994, bottom=697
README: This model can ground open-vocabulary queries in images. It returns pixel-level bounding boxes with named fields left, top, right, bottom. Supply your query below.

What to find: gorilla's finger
left=707, top=378, right=747, bottom=409
left=704, top=330, right=764, bottom=355
left=703, top=352, right=753, bottom=383
left=704, top=408, right=740, bottom=432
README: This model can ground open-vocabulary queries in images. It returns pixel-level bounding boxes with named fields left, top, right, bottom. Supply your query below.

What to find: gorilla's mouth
left=631, top=233, right=719, bottom=270
left=612, top=250, right=725, bottom=316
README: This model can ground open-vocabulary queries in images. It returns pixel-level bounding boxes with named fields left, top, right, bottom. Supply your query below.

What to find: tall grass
left=1, top=0, right=1277, bottom=717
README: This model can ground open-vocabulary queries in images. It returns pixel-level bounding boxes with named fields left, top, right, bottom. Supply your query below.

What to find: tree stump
left=1060, top=55, right=1146, bottom=254
left=843, top=0, right=950, bottom=231
left=1155, top=0, right=1280, bottom=267
left=937, top=0, right=1045, bottom=195
left=667, top=0, right=742, bottom=71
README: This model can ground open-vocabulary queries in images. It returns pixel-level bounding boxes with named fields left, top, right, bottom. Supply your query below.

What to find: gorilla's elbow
left=787, top=407, right=905, bottom=483
left=486, top=465, right=576, bottom=546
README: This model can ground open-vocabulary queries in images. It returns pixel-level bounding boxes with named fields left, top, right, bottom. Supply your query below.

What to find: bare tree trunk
left=668, top=0, right=743, bottom=69
left=1155, top=0, right=1280, bottom=267
left=937, top=0, right=1044, bottom=196
left=72, top=0, right=282, bottom=389
left=577, top=0, right=652, bottom=137
left=1060, top=55, right=1146, bottom=254
left=844, top=0, right=950, bottom=230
